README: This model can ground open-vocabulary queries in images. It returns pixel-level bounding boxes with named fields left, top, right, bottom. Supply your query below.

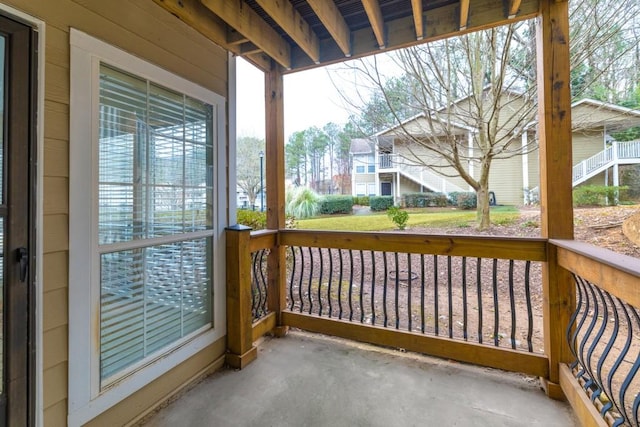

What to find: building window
left=356, top=183, right=366, bottom=196
left=98, top=65, right=214, bottom=382
left=367, top=164, right=376, bottom=173
left=367, top=183, right=376, bottom=196
left=355, top=165, right=365, bottom=174
left=69, top=30, right=225, bottom=425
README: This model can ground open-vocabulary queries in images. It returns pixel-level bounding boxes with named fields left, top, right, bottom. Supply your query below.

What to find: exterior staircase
left=572, top=140, right=640, bottom=185
left=378, top=153, right=466, bottom=193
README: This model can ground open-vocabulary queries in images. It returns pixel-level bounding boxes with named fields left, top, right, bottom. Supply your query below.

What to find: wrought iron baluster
left=508, top=260, right=516, bottom=349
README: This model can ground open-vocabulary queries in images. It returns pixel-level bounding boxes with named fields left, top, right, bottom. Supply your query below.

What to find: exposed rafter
left=507, top=0, right=522, bottom=18
left=254, top=0, right=320, bottom=64
left=361, top=0, right=386, bottom=49
left=306, top=0, right=352, bottom=57
left=411, top=0, right=424, bottom=40
left=152, top=0, right=229, bottom=52
left=459, top=0, right=470, bottom=30
left=200, top=0, right=291, bottom=69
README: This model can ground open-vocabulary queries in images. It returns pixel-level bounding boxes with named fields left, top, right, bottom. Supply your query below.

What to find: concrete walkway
left=142, top=332, right=577, bottom=427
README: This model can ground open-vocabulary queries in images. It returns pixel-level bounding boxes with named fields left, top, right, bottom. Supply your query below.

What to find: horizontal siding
left=1, top=0, right=229, bottom=425
left=572, top=131, right=603, bottom=165
left=489, top=156, right=524, bottom=206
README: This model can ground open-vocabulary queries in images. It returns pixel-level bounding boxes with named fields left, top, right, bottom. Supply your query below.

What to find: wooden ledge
left=226, top=346, right=258, bottom=370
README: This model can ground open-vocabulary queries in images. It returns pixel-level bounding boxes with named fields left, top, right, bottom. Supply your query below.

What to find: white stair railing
left=382, top=154, right=466, bottom=193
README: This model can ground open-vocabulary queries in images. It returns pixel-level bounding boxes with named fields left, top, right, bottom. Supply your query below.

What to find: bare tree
left=344, top=24, right=538, bottom=230
left=236, top=136, right=265, bottom=208
left=339, top=0, right=640, bottom=230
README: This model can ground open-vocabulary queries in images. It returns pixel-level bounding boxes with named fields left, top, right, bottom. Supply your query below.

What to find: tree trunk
left=476, top=185, right=491, bottom=230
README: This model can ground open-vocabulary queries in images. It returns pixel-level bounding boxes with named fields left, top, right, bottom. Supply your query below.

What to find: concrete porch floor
left=142, top=331, right=577, bottom=427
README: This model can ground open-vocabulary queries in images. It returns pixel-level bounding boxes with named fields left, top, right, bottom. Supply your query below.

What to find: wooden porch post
left=265, top=60, right=289, bottom=336
left=536, top=0, right=575, bottom=398
left=225, top=225, right=258, bottom=369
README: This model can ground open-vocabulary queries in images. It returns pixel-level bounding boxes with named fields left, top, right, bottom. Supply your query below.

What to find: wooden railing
left=552, top=239, right=640, bottom=427
left=226, top=227, right=640, bottom=426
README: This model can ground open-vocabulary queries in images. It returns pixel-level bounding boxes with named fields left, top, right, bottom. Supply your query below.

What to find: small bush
left=319, top=195, right=354, bottom=214
left=353, top=196, right=370, bottom=206
left=403, top=192, right=448, bottom=208
left=370, top=196, right=394, bottom=211
left=286, top=187, right=320, bottom=219
left=387, top=206, right=409, bottom=230
left=237, top=210, right=297, bottom=230
left=456, top=192, right=477, bottom=210
left=236, top=210, right=266, bottom=230
left=572, top=185, right=629, bottom=207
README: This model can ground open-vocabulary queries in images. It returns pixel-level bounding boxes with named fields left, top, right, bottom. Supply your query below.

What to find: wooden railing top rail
left=248, top=229, right=277, bottom=252
left=279, top=229, right=547, bottom=261
left=551, top=239, right=640, bottom=308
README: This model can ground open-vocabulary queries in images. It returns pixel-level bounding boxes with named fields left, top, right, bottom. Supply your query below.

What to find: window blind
left=98, top=64, right=213, bottom=383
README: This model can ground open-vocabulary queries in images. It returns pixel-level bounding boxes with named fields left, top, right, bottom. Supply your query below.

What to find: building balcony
left=144, top=227, right=638, bottom=427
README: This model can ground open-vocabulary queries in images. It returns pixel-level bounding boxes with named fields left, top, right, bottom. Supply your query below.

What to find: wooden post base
left=226, top=346, right=258, bottom=369
left=540, top=377, right=566, bottom=401
left=272, top=325, right=289, bottom=338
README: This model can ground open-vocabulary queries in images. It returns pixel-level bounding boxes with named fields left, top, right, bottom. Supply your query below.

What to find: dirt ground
left=411, top=205, right=640, bottom=257
left=286, top=205, right=640, bottom=355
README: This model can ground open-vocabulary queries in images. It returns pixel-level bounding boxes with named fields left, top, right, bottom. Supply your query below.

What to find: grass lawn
left=296, top=206, right=519, bottom=231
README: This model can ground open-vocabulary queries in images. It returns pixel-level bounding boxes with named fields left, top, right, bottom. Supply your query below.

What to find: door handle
left=17, top=247, right=28, bottom=282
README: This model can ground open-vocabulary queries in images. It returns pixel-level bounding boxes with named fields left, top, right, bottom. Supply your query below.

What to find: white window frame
left=68, top=29, right=227, bottom=426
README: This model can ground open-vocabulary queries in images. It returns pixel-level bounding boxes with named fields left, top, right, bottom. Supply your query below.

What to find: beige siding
left=488, top=155, right=524, bottom=206
left=572, top=130, right=604, bottom=165
left=0, top=0, right=228, bottom=425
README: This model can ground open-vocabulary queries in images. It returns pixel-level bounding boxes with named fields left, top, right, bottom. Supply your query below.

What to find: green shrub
left=573, top=185, right=629, bottom=206
left=370, top=196, right=394, bottom=211
left=236, top=210, right=266, bottom=230
left=319, top=195, right=353, bottom=214
left=286, top=187, right=321, bottom=219
left=454, top=192, right=477, bottom=210
left=403, top=192, right=448, bottom=208
left=387, top=206, right=409, bottom=230
left=236, top=210, right=297, bottom=230
left=353, top=196, right=370, bottom=206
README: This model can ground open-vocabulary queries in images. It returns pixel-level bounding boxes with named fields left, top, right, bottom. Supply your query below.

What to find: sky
left=236, top=57, right=359, bottom=141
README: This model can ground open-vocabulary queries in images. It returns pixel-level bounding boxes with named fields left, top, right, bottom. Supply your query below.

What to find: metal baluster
left=508, top=260, right=516, bottom=349
left=327, top=248, right=333, bottom=318
left=462, top=256, right=468, bottom=340
left=307, top=247, right=314, bottom=315
left=524, top=261, right=533, bottom=352
left=394, top=252, right=400, bottom=330
left=338, top=249, right=344, bottom=320
left=370, top=250, right=376, bottom=325
left=434, top=255, right=439, bottom=336
left=288, top=246, right=297, bottom=311
left=492, top=258, right=499, bottom=346
left=448, top=256, right=453, bottom=339
left=359, top=250, right=365, bottom=323
left=318, top=247, right=324, bottom=316
left=298, top=247, right=305, bottom=313
left=407, top=253, right=412, bottom=332
left=420, top=254, right=425, bottom=334
left=477, top=258, right=483, bottom=344
left=383, top=252, right=388, bottom=328
left=348, top=250, right=354, bottom=321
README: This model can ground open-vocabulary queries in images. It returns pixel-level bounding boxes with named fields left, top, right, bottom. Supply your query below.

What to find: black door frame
left=0, top=13, right=37, bottom=426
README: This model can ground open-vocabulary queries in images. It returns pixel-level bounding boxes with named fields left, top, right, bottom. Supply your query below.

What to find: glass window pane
left=97, top=63, right=215, bottom=382
left=99, top=237, right=212, bottom=382
left=0, top=36, right=5, bottom=204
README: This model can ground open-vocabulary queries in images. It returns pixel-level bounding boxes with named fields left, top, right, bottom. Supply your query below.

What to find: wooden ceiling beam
left=201, top=0, right=291, bottom=69
left=459, top=0, right=470, bottom=30
left=362, top=0, right=386, bottom=48
left=254, top=0, right=320, bottom=64
left=306, top=0, right=352, bottom=57
left=411, top=0, right=424, bottom=40
left=152, top=0, right=231, bottom=52
left=507, top=0, right=522, bottom=18
left=288, top=0, right=539, bottom=72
